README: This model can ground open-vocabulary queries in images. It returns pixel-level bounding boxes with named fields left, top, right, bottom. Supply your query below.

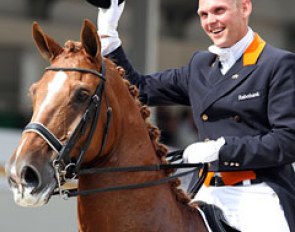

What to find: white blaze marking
left=11, top=137, right=28, bottom=177
left=35, top=71, right=68, bottom=121
left=9, top=73, right=68, bottom=206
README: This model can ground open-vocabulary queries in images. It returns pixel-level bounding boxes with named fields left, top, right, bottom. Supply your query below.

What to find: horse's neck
left=78, top=115, right=163, bottom=198
left=77, top=99, right=207, bottom=231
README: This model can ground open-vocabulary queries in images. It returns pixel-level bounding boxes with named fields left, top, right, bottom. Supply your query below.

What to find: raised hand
left=97, top=0, right=125, bottom=55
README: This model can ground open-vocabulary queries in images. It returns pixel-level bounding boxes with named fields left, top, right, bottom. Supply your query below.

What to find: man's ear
left=242, top=0, right=252, bottom=18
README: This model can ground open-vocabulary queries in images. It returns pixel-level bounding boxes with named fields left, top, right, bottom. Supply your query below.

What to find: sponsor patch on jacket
left=238, top=91, right=260, bottom=101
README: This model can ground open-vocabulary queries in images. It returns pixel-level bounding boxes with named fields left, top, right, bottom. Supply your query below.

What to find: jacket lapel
left=200, top=63, right=257, bottom=112
left=199, top=33, right=266, bottom=114
left=208, top=58, right=223, bottom=85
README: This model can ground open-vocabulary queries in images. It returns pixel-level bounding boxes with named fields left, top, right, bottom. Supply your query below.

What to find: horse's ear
left=81, top=19, right=101, bottom=59
left=32, top=22, right=63, bottom=61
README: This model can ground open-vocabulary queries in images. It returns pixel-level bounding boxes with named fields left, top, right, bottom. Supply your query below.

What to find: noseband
left=24, top=60, right=113, bottom=195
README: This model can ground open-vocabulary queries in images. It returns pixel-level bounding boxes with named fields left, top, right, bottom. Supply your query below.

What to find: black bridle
left=24, top=61, right=113, bottom=195
left=23, top=60, right=207, bottom=199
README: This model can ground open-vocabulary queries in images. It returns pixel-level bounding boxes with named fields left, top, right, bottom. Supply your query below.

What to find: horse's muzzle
left=6, top=154, right=57, bottom=207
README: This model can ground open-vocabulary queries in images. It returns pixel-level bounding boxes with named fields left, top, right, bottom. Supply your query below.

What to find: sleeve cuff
left=99, top=35, right=122, bottom=56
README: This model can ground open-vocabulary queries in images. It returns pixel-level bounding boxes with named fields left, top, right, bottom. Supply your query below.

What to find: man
left=94, top=0, right=295, bottom=231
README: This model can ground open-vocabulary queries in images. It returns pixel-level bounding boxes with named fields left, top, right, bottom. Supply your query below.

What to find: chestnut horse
left=5, top=20, right=208, bottom=232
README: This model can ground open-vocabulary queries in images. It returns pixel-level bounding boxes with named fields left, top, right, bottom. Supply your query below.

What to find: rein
left=23, top=62, right=208, bottom=199
left=59, top=162, right=208, bottom=198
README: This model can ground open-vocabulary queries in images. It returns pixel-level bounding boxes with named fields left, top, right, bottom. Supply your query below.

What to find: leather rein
left=23, top=60, right=207, bottom=199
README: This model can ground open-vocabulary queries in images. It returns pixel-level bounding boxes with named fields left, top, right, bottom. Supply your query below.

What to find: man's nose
left=207, top=13, right=217, bottom=24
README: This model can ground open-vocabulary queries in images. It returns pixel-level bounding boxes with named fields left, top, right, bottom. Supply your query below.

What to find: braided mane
left=115, top=66, right=196, bottom=211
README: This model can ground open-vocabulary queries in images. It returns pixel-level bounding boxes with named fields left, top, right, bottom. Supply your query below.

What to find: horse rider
left=90, top=0, right=295, bottom=231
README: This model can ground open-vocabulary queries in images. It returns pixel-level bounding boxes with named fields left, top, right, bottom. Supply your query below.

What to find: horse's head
left=5, top=19, right=122, bottom=207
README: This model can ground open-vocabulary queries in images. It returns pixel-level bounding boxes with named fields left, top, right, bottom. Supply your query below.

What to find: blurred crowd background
left=0, top=1, right=295, bottom=231
left=0, top=0, right=295, bottom=151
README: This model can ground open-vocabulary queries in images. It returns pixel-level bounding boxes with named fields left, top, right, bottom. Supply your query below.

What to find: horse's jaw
left=10, top=181, right=56, bottom=208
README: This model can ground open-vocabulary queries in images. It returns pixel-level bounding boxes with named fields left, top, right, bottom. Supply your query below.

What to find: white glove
left=97, top=0, right=125, bottom=56
left=183, top=137, right=225, bottom=163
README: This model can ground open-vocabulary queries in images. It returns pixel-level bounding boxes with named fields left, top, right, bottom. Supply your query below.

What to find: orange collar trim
left=243, top=33, right=266, bottom=66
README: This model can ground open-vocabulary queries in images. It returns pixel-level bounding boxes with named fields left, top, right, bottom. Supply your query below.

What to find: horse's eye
left=75, top=89, right=90, bottom=103
left=29, top=83, right=38, bottom=98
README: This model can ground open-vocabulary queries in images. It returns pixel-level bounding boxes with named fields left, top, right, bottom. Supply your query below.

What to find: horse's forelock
left=64, top=41, right=82, bottom=53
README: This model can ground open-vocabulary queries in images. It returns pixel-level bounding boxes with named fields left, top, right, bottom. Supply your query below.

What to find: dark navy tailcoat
left=108, top=35, right=295, bottom=230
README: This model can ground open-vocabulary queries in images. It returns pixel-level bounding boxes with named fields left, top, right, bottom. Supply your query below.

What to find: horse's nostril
left=21, top=166, right=40, bottom=189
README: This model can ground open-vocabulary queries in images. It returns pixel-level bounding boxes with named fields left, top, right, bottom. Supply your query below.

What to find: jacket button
left=233, top=115, right=242, bottom=123
left=202, top=114, right=209, bottom=121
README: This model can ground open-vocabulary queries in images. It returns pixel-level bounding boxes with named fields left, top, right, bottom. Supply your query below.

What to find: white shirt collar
left=208, top=27, right=254, bottom=74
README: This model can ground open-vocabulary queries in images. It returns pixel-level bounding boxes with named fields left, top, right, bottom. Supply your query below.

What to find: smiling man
left=93, top=0, right=295, bottom=231
left=198, top=0, right=250, bottom=48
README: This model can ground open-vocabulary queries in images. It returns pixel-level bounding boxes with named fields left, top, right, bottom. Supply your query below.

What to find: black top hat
left=86, top=0, right=124, bottom=9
